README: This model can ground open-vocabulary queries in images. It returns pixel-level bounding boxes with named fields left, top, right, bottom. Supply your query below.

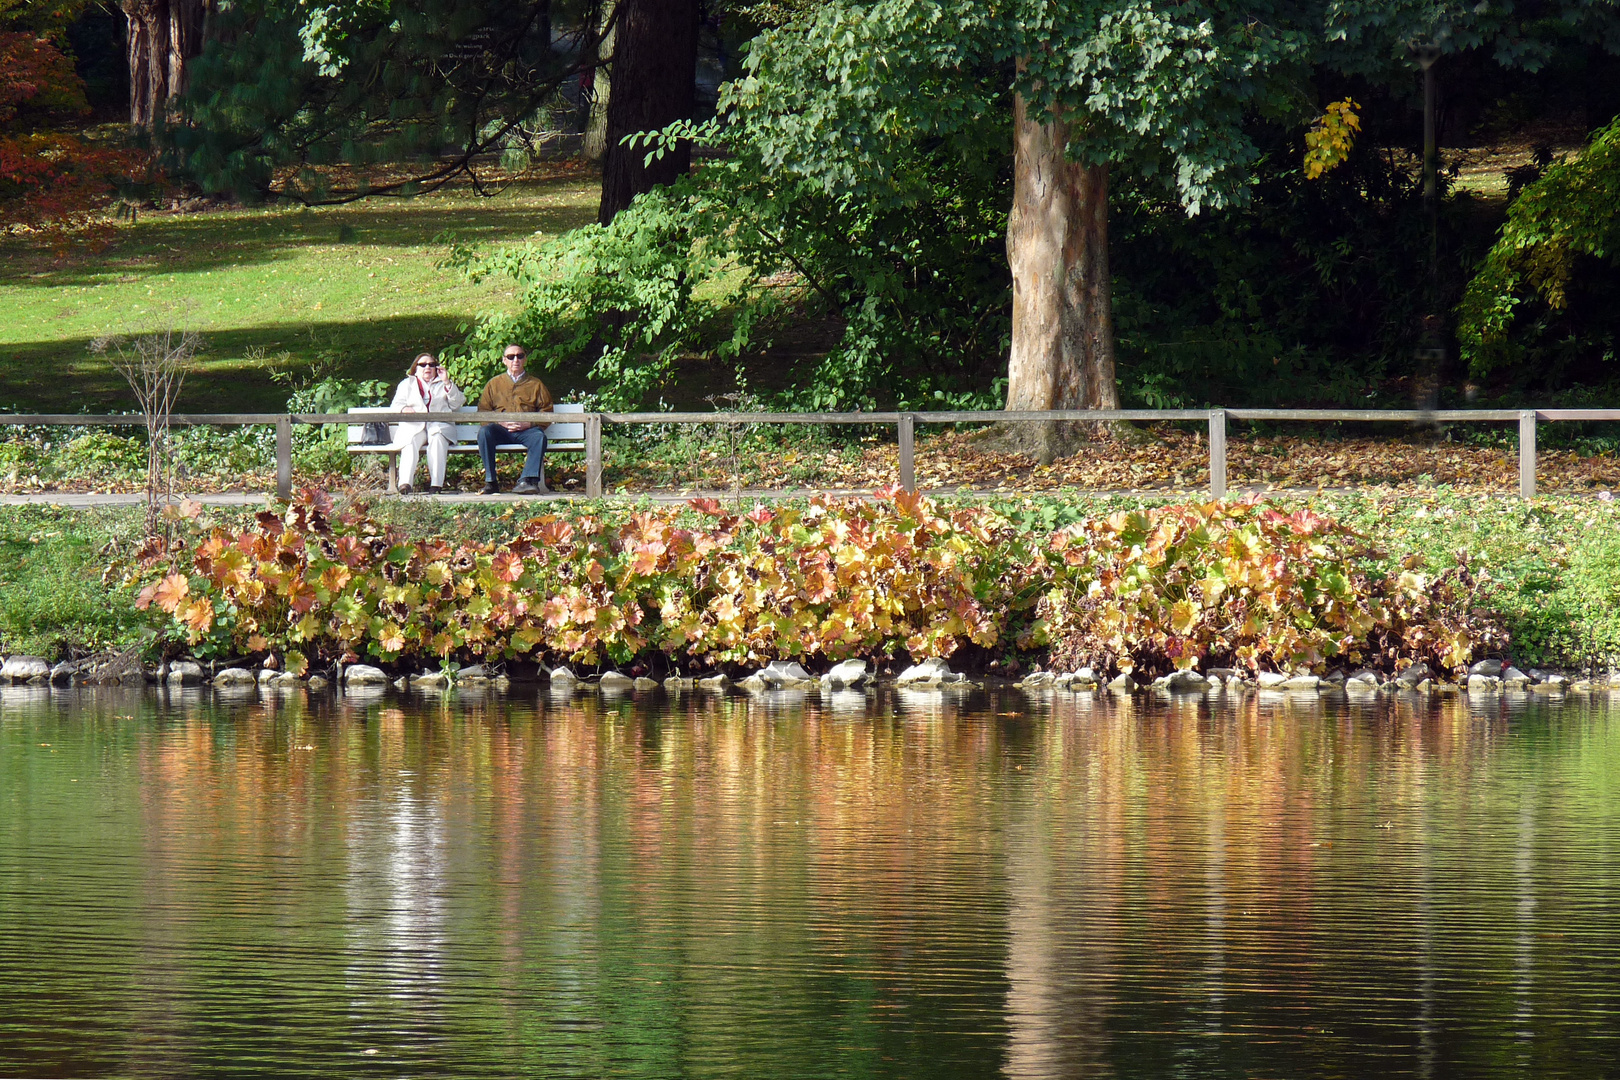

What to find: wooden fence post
left=1520, top=410, right=1536, bottom=499
left=276, top=416, right=292, bottom=499
left=898, top=413, right=916, bottom=493
left=1208, top=409, right=1227, bottom=499
left=585, top=414, right=603, bottom=499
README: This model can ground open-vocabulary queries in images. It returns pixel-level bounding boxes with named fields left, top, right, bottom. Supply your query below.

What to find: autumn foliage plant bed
left=130, top=489, right=1503, bottom=681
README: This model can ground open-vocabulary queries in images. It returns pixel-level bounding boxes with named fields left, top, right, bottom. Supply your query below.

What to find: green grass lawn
left=0, top=168, right=601, bottom=414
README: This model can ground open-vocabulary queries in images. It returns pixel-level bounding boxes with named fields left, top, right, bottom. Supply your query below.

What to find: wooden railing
left=3, top=407, right=1613, bottom=500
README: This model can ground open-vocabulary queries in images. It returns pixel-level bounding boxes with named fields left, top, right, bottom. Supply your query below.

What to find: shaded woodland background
left=4, top=0, right=1620, bottom=417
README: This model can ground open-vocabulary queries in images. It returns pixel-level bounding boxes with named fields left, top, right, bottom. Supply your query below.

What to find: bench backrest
left=347, top=403, right=586, bottom=447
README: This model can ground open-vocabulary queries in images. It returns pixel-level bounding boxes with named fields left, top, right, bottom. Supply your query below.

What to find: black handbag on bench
left=360, top=421, right=391, bottom=446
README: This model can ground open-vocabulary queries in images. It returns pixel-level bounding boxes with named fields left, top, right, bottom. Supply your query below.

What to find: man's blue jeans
left=477, top=423, right=547, bottom=482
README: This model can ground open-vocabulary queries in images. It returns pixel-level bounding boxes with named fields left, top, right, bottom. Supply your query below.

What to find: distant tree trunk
left=1002, top=91, right=1118, bottom=463
left=597, top=0, right=699, bottom=224
left=122, top=0, right=211, bottom=128
left=123, top=0, right=164, bottom=128
left=581, top=0, right=615, bottom=162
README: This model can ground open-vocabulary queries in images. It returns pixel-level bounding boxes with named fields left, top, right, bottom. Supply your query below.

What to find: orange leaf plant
left=132, top=489, right=1503, bottom=676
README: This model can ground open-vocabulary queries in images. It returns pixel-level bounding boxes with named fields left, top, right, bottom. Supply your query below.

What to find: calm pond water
left=1, top=683, right=1618, bottom=1079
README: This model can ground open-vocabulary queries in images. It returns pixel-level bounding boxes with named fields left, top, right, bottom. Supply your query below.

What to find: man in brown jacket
left=476, top=344, right=553, bottom=494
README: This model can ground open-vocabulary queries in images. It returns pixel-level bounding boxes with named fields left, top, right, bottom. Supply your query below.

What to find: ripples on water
left=1, top=684, right=1617, bottom=1078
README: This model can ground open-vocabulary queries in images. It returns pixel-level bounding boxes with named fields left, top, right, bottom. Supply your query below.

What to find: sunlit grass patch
left=0, top=172, right=601, bottom=414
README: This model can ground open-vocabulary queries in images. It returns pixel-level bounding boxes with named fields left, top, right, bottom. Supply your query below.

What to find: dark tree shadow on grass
left=0, top=317, right=599, bottom=413
left=1, top=176, right=600, bottom=285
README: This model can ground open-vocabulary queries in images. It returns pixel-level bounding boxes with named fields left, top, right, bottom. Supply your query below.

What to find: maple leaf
left=378, top=622, right=406, bottom=653
left=152, top=573, right=190, bottom=614
left=627, top=547, right=660, bottom=577
left=287, top=578, right=318, bottom=615
left=320, top=565, right=352, bottom=593
left=491, top=550, right=525, bottom=583
left=179, top=597, right=213, bottom=635
left=333, top=536, right=368, bottom=568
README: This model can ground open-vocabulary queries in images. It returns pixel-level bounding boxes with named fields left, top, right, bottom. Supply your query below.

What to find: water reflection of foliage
left=11, top=688, right=1609, bottom=1075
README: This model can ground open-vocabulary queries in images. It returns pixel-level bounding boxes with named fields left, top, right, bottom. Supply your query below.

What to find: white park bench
left=346, top=403, right=586, bottom=492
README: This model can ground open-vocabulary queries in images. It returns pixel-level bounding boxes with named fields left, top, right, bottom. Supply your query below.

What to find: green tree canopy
left=729, top=0, right=1315, bottom=215
left=172, top=0, right=608, bottom=202
left=1459, top=115, right=1620, bottom=376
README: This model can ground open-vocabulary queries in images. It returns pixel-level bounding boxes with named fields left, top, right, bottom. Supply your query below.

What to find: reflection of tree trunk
left=581, top=0, right=615, bottom=162
left=122, top=0, right=212, bottom=128
left=1001, top=91, right=1118, bottom=463
left=596, top=0, right=699, bottom=224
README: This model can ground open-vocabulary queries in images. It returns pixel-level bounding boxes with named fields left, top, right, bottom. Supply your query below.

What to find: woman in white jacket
left=390, top=353, right=465, bottom=493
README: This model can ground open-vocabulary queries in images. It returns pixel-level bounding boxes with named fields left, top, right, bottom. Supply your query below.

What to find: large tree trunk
left=581, top=0, right=615, bottom=162
left=1002, top=92, right=1118, bottom=462
left=596, top=0, right=699, bottom=225
left=122, top=0, right=211, bottom=128
left=123, top=0, right=165, bottom=128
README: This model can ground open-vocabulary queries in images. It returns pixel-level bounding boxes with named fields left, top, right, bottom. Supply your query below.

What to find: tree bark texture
left=1002, top=92, right=1118, bottom=461
left=122, top=0, right=211, bottom=128
left=597, top=0, right=699, bottom=224
left=581, top=0, right=616, bottom=162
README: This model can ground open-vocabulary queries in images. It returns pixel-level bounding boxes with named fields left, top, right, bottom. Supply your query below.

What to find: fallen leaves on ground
left=9, top=428, right=1620, bottom=496
left=648, top=428, right=1620, bottom=496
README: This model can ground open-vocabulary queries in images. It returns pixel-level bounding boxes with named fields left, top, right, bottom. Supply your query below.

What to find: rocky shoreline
left=2, top=653, right=1611, bottom=698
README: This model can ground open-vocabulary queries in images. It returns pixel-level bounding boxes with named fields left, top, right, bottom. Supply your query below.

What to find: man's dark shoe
left=481, top=481, right=500, bottom=495
left=511, top=478, right=542, bottom=496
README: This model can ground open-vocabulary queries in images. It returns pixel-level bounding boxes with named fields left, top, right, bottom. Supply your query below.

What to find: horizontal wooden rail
left=1226, top=408, right=1525, bottom=422
left=1533, top=410, right=1620, bottom=421
left=4, top=406, right=1618, bottom=499
left=0, top=413, right=277, bottom=426
left=293, top=411, right=566, bottom=425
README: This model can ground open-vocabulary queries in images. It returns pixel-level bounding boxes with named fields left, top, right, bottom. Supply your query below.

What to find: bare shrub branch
left=92, top=330, right=202, bottom=536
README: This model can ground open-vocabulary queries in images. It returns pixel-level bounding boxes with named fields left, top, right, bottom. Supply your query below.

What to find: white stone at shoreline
left=343, top=664, right=390, bottom=686
left=762, top=660, right=816, bottom=688
left=896, top=658, right=964, bottom=687
left=821, top=660, right=869, bottom=689
left=1, top=656, right=50, bottom=683
left=1152, top=670, right=1207, bottom=692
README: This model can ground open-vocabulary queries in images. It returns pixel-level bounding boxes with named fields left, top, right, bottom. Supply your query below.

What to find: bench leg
left=387, top=455, right=398, bottom=494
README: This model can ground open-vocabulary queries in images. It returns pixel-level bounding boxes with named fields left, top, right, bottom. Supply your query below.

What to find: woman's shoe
left=398, top=482, right=413, bottom=494
left=427, top=485, right=444, bottom=495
